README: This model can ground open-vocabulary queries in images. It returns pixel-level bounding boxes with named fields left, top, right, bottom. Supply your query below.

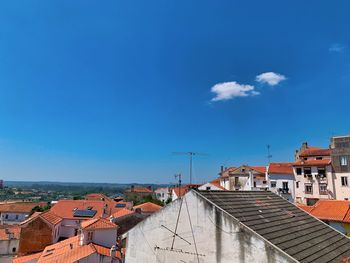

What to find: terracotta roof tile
left=299, top=147, right=331, bottom=157
left=0, top=225, right=20, bottom=240
left=299, top=200, right=350, bottom=223
left=0, top=202, right=46, bottom=213
left=134, top=202, right=162, bottom=213
left=209, top=178, right=226, bottom=190
left=13, top=252, right=42, bottom=263
left=80, top=218, right=117, bottom=230
left=49, top=200, right=109, bottom=219
left=268, top=162, right=294, bottom=175
left=41, top=211, right=63, bottom=225
left=111, top=208, right=135, bottom=219
left=37, top=236, right=114, bottom=263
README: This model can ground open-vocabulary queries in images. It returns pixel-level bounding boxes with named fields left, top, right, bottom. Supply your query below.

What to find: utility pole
left=172, top=152, right=207, bottom=184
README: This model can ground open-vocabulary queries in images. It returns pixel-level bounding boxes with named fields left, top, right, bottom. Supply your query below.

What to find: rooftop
left=0, top=202, right=46, bottom=213
left=80, top=218, right=118, bottom=230
left=197, top=190, right=350, bottom=263
left=298, top=200, right=350, bottom=223
left=133, top=202, right=162, bottom=213
left=293, top=159, right=331, bottom=166
left=268, top=162, right=294, bottom=175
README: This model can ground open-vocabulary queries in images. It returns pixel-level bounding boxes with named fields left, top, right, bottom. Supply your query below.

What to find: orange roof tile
left=299, top=147, right=331, bottom=157
left=80, top=218, right=117, bottom=230
left=85, top=193, right=111, bottom=201
left=111, top=208, right=135, bottom=219
left=13, top=252, right=42, bottom=263
left=134, top=202, right=162, bottom=213
left=0, top=202, right=46, bottom=213
left=208, top=178, right=226, bottom=190
left=268, top=162, right=294, bottom=175
left=37, top=236, right=114, bottom=263
left=250, top=166, right=267, bottom=173
left=0, top=225, right=21, bottom=240
left=299, top=200, right=350, bottom=223
left=297, top=204, right=314, bottom=213
left=293, top=159, right=331, bottom=166
left=41, top=211, right=63, bottom=225
left=49, top=200, right=109, bottom=219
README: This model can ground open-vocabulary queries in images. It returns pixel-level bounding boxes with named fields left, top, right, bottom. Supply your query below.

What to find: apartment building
left=331, top=135, right=350, bottom=200
left=293, top=142, right=334, bottom=205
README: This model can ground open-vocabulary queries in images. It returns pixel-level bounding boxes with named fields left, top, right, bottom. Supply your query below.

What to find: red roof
left=80, top=218, right=118, bottom=230
left=172, top=184, right=201, bottom=198
left=250, top=166, right=267, bottom=173
left=13, top=252, right=42, bottom=263
left=49, top=200, right=108, bottom=219
left=85, top=193, right=110, bottom=201
left=37, top=236, right=115, bottom=263
left=134, top=202, right=162, bottom=213
left=298, top=200, right=350, bottom=223
left=293, top=159, right=331, bottom=166
left=208, top=178, right=226, bottom=190
left=299, top=147, right=331, bottom=157
left=0, top=225, right=20, bottom=240
left=0, top=202, right=46, bottom=213
left=268, top=162, right=294, bottom=175
left=111, top=208, right=134, bottom=219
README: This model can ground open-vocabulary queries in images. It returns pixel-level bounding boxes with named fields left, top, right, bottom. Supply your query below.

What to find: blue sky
left=0, top=1, right=350, bottom=183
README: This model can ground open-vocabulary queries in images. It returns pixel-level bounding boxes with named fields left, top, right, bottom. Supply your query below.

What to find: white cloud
left=329, top=43, right=345, bottom=52
left=256, top=72, right=286, bottom=86
left=211, top=81, right=257, bottom=101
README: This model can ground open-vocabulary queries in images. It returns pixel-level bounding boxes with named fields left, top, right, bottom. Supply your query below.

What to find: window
left=304, top=167, right=312, bottom=175
left=296, top=181, right=299, bottom=188
left=341, top=176, right=348, bottom=186
left=270, top=181, right=276, bottom=188
left=345, top=198, right=349, bottom=201
left=206, top=186, right=211, bottom=190
left=340, top=156, right=348, bottom=166
left=296, top=168, right=302, bottom=175
left=15, top=215, right=19, bottom=220
left=304, top=157, right=308, bottom=161
left=282, top=182, right=288, bottom=190
left=319, top=184, right=327, bottom=195
left=5, top=214, right=8, bottom=219
left=87, top=231, right=93, bottom=241
left=316, top=157, right=323, bottom=160
left=317, top=167, right=326, bottom=177
left=305, top=184, right=313, bottom=194
left=12, top=247, right=16, bottom=253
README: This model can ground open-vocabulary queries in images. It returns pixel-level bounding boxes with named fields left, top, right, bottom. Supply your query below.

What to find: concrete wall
left=268, top=174, right=295, bottom=202
left=0, top=239, right=19, bottom=255
left=125, top=191, right=295, bottom=263
left=333, top=172, right=350, bottom=200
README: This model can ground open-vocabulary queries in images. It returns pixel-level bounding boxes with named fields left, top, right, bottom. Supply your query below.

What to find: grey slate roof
left=197, top=190, right=350, bottom=263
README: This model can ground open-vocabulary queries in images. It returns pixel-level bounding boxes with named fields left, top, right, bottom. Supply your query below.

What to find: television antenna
left=172, top=152, right=207, bottom=184
left=267, top=145, right=272, bottom=164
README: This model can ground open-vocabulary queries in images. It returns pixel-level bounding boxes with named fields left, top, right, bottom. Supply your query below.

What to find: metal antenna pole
left=267, top=145, right=272, bottom=164
left=189, top=153, right=193, bottom=184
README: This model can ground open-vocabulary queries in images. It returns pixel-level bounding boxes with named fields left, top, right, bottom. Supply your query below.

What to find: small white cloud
left=256, top=72, right=286, bottom=86
left=211, top=81, right=257, bottom=101
left=329, top=43, right=345, bottom=52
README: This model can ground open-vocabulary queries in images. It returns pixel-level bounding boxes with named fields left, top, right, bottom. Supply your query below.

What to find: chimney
left=79, top=230, right=84, bottom=246
left=110, top=245, right=117, bottom=258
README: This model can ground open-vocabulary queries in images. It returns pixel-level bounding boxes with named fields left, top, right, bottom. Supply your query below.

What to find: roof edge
left=193, top=190, right=299, bottom=263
